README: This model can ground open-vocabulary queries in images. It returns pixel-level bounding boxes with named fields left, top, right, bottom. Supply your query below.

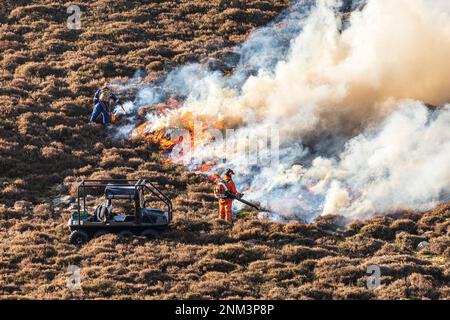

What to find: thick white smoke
left=121, top=0, right=450, bottom=222
left=303, top=102, right=450, bottom=220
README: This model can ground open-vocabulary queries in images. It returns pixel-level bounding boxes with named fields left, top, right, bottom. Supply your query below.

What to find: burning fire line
left=131, top=98, right=220, bottom=175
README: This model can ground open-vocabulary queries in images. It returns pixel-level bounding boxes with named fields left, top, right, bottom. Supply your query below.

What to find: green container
left=71, top=210, right=89, bottom=220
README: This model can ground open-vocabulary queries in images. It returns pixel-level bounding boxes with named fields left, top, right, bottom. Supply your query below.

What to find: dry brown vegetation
left=0, top=0, right=449, bottom=299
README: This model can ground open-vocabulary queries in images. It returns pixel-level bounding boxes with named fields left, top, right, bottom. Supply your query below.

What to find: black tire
left=118, top=230, right=134, bottom=238
left=69, top=230, right=89, bottom=245
left=93, top=230, right=109, bottom=238
left=140, top=229, right=160, bottom=239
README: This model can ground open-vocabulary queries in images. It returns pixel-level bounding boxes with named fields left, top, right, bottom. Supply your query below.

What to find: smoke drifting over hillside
left=122, top=0, right=450, bottom=222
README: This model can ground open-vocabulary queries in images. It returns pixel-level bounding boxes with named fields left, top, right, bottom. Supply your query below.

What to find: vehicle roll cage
left=76, top=179, right=173, bottom=224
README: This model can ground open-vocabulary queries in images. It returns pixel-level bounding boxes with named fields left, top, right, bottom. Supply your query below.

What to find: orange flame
left=132, top=99, right=224, bottom=170
left=134, top=121, right=177, bottom=151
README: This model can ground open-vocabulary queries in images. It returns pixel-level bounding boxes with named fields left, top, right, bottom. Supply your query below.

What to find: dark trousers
left=90, top=102, right=110, bottom=124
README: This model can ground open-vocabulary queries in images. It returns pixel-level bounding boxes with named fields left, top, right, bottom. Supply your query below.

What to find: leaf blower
left=214, top=180, right=270, bottom=212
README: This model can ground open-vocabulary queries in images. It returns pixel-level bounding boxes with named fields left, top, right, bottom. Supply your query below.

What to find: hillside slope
left=0, top=0, right=449, bottom=299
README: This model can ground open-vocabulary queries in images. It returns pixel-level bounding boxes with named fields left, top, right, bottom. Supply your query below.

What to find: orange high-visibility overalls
left=219, top=177, right=238, bottom=222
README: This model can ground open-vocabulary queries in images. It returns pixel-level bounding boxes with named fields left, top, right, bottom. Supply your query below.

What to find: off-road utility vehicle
left=68, top=179, right=173, bottom=245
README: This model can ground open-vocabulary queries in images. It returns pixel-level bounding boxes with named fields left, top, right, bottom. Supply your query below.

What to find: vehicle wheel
left=93, top=230, right=109, bottom=238
left=140, top=229, right=160, bottom=239
left=118, top=230, right=134, bottom=238
left=69, top=230, right=89, bottom=246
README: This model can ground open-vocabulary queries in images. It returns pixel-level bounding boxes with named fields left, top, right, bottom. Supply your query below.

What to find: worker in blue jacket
left=90, top=85, right=122, bottom=124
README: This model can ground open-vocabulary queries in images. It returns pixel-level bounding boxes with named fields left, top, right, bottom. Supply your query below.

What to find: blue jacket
left=90, top=89, right=119, bottom=124
left=94, top=89, right=119, bottom=112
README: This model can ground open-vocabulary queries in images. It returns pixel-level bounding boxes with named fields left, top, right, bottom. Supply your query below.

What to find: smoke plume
left=120, top=0, right=450, bottom=222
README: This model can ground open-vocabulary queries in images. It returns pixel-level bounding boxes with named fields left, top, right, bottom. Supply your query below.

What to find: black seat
left=104, top=185, right=136, bottom=200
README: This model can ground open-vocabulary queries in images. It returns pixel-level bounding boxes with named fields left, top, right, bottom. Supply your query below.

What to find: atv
left=68, top=179, right=173, bottom=245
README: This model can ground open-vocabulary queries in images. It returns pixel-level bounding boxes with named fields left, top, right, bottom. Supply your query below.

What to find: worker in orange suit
left=216, top=169, right=242, bottom=222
